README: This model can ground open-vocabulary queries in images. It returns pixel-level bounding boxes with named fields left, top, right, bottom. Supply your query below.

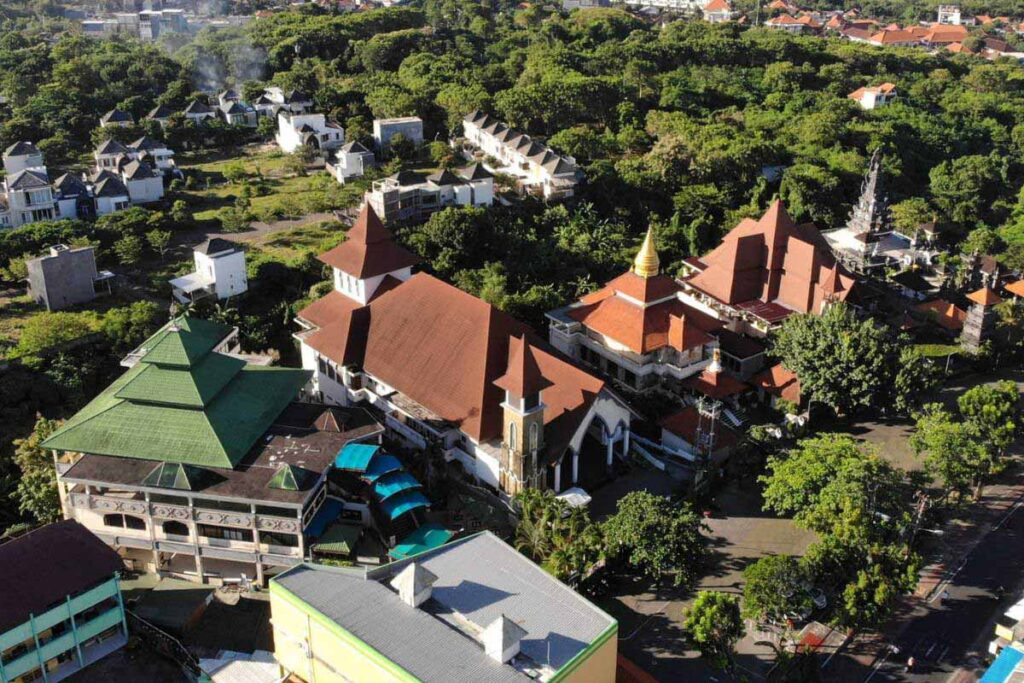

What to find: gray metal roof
left=274, top=532, right=614, bottom=681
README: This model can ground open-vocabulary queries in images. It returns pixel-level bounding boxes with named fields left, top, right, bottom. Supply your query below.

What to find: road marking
left=993, top=494, right=1024, bottom=531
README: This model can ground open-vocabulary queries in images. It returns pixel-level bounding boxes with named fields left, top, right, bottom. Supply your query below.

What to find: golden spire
left=633, top=227, right=660, bottom=278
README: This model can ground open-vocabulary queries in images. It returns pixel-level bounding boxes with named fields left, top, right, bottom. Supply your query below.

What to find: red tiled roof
left=683, top=367, right=750, bottom=400
left=659, top=405, right=739, bottom=450
left=755, top=363, right=801, bottom=403
left=1005, top=280, right=1024, bottom=297
left=296, top=290, right=360, bottom=328
left=924, top=25, right=969, bottom=43
left=687, top=200, right=855, bottom=316
left=916, top=299, right=967, bottom=330
left=318, top=204, right=420, bottom=278
left=704, top=0, right=731, bottom=11
left=967, top=287, right=1003, bottom=307
left=307, top=274, right=606, bottom=459
left=869, top=29, right=920, bottom=44
left=494, top=336, right=554, bottom=397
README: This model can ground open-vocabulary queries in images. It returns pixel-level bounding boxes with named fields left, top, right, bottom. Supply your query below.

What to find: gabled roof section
left=967, top=287, right=1002, bottom=307
left=53, top=173, right=88, bottom=196
left=494, top=336, right=554, bottom=397
left=7, top=169, right=50, bottom=190
left=317, top=204, right=420, bottom=278
left=93, top=175, right=129, bottom=198
left=458, top=163, right=493, bottom=180
left=129, top=136, right=164, bottom=151
left=184, top=99, right=213, bottom=114
left=101, top=109, right=133, bottom=124
left=5, top=141, right=39, bottom=157
left=147, top=104, right=175, bottom=119
left=195, top=237, right=239, bottom=256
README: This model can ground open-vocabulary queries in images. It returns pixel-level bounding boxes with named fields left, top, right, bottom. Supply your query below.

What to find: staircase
left=722, top=406, right=748, bottom=428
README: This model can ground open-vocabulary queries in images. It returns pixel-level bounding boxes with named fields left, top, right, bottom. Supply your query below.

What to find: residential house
left=848, top=82, right=897, bottom=109
left=170, top=238, right=248, bottom=303
left=364, top=164, right=494, bottom=224
left=53, top=173, right=95, bottom=221
left=270, top=533, right=617, bottom=683
left=120, top=159, right=164, bottom=204
left=937, top=4, right=964, bottom=24
left=128, top=136, right=176, bottom=175
left=91, top=171, right=131, bottom=216
left=3, top=141, right=44, bottom=175
left=94, top=139, right=131, bottom=171
left=99, top=109, right=134, bottom=128
left=372, top=116, right=424, bottom=151
left=765, top=14, right=806, bottom=31
left=3, top=168, right=55, bottom=227
left=183, top=99, right=217, bottom=124
left=263, top=87, right=313, bottom=115
left=146, top=104, right=175, bottom=128
left=703, top=0, right=734, bottom=22
left=326, top=141, right=375, bottom=183
left=461, top=111, right=579, bottom=200
left=847, top=28, right=921, bottom=47
left=27, top=244, right=105, bottom=311
left=217, top=90, right=258, bottom=127
left=547, top=229, right=722, bottom=394
left=295, top=204, right=634, bottom=495
left=679, top=201, right=857, bottom=337
left=45, top=316, right=386, bottom=586
left=0, top=521, right=129, bottom=683
left=622, top=0, right=704, bottom=12
left=276, top=112, right=345, bottom=154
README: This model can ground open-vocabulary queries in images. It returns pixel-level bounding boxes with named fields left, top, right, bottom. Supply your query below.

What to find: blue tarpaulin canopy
left=389, top=524, right=454, bottom=560
left=362, top=454, right=404, bottom=482
left=981, top=645, right=1024, bottom=682
left=305, top=497, right=345, bottom=538
left=335, top=443, right=380, bottom=471
left=380, top=489, right=431, bottom=521
left=373, top=471, right=422, bottom=501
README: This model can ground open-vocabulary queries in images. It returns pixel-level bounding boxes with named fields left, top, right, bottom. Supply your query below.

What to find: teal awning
left=380, top=489, right=431, bottom=521
left=389, top=524, right=454, bottom=560
left=373, top=471, right=422, bottom=501
left=335, top=443, right=380, bottom=471
left=362, top=454, right=403, bottom=482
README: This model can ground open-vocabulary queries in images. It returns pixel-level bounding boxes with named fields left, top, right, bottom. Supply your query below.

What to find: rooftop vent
left=482, top=614, right=528, bottom=664
left=390, top=562, right=438, bottom=609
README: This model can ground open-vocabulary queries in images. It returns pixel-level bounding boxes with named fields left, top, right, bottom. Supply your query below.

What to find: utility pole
left=695, top=397, right=722, bottom=494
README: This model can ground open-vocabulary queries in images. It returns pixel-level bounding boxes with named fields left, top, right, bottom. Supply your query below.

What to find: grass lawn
left=255, top=221, right=348, bottom=261
left=0, top=292, right=41, bottom=355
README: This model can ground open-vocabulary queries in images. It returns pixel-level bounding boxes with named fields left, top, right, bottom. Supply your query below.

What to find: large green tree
left=683, top=591, right=745, bottom=672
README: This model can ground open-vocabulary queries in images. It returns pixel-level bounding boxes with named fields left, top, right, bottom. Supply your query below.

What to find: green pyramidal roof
left=42, top=316, right=311, bottom=469
left=268, top=464, right=307, bottom=491
left=139, top=316, right=233, bottom=367
left=142, top=462, right=207, bottom=490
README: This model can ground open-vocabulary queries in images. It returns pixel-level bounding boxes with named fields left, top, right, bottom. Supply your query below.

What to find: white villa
left=276, top=112, right=345, bottom=154
left=364, top=165, right=494, bottom=224
left=170, top=238, right=248, bottom=304
left=326, top=141, right=376, bottom=183
left=461, top=111, right=579, bottom=200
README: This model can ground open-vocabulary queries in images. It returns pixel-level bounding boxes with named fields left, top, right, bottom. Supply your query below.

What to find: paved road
left=863, top=493, right=1024, bottom=683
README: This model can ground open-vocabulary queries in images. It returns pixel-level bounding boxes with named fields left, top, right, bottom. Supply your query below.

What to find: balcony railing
left=68, top=493, right=301, bottom=534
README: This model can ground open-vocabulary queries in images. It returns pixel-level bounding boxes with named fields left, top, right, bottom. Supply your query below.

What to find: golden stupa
left=633, top=227, right=660, bottom=278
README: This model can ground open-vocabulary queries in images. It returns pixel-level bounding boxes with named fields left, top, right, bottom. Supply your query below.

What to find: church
left=294, top=205, right=634, bottom=497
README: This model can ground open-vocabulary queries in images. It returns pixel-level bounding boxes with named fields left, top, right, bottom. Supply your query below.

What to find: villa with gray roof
left=99, top=108, right=134, bottom=128
left=45, top=316, right=385, bottom=586
left=461, top=111, right=580, bottom=200
left=364, top=163, right=494, bottom=224
left=270, top=532, right=617, bottom=683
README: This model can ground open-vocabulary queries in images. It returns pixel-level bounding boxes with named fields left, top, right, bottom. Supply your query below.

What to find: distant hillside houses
left=0, top=138, right=173, bottom=230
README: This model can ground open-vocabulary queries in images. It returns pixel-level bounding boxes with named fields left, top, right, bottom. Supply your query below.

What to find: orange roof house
left=915, top=299, right=967, bottom=330
left=297, top=204, right=634, bottom=495
left=1005, top=280, right=1024, bottom=298
left=680, top=201, right=856, bottom=332
left=755, top=363, right=801, bottom=404
left=659, top=404, right=739, bottom=455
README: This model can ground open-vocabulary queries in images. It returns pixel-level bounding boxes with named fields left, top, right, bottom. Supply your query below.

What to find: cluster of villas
left=138, top=87, right=315, bottom=132
left=0, top=137, right=172, bottom=230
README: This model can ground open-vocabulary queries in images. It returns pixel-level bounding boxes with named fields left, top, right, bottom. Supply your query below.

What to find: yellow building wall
left=270, top=583, right=419, bottom=683
left=557, top=629, right=618, bottom=683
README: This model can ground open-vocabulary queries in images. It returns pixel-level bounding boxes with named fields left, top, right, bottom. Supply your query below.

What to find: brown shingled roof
left=687, top=200, right=856, bottom=315
left=0, top=520, right=123, bottom=634
left=494, top=336, right=554, bottom=397
left=318, top=205, right=420, bottom=278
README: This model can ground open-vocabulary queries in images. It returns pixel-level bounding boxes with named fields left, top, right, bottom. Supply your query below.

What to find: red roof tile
left=916, top=299, right=967, bottom=330
left=318, top=204, right=420, bottom=278
left=967, top=287, right=1003, bottom=307
left=1005, top=280, right=1024, bottom=297
left=687, top=200, right=855, bottom=315
left=659, top=405, right=739, bottom=450
left=494, top=336, right=554, bottom=397
left=296, top=290, right=360, bottom=328
left=755, top=363, right=801, bottom=403
left=683, top=367, right=750, bottom=400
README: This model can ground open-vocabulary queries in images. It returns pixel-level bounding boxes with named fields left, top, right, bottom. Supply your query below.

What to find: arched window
left=103, top=513, right=124, bottom=528
left=508, top=422, right=517, bottom=451
left=124, top=515, right=146, bottom=531
left=529, top=423, right=540, bottom=453
left=162, top=521, right=189, bottom=537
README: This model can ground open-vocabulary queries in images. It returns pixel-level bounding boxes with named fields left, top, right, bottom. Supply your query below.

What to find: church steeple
left=633, top=227, right=660, bottom=278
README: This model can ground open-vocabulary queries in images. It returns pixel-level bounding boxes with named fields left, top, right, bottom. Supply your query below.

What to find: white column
left=606, top=434, right=614, bottom=468
left=572, top=451, right=579, bottom=485
left=623, top=428, right=631, bottom=457
left=554, top=463, right=561, bottom=492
